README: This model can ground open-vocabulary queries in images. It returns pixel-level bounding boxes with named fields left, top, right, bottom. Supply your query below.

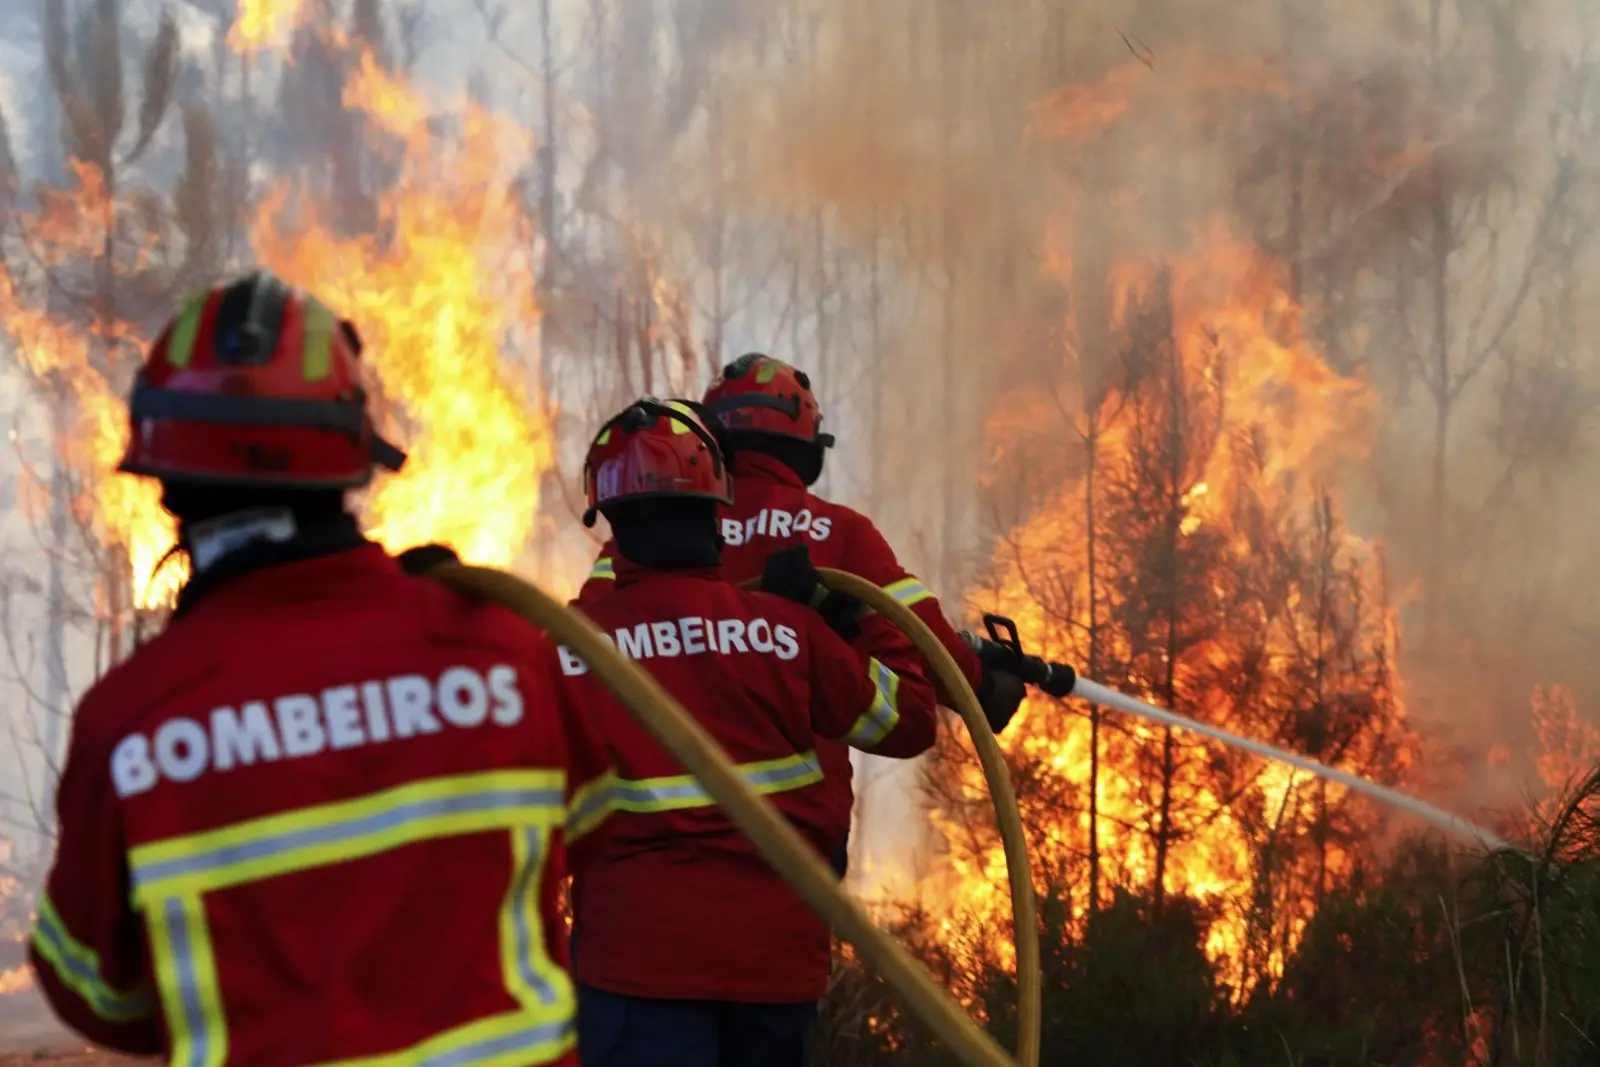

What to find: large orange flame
left=253, top=52, right=550, bottom=565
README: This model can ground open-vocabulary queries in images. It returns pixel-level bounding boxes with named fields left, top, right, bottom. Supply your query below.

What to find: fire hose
left=426, top=562, right=1023, bottom=1067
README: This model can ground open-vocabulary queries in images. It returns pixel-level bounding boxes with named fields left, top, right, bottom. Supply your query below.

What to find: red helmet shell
left=701, top=353, right=833, bottom=446
left=118, top=272, right=405, bottom=488
left=583, top=398, right=733, bottom=525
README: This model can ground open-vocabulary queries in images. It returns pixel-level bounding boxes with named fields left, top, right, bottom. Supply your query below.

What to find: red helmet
left=118, top=272, right=405, bottom=488
left=700, top=353, right=835, bottom=447
left=582, top=398, right=733, bottom=527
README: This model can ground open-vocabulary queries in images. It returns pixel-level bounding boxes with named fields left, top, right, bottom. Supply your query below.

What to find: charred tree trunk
left=1151, top=321, right=1186, bottom=915
left=1084, top=421, right=1103, bottom=922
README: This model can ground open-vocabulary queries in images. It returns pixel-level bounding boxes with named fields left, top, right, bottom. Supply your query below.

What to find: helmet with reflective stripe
left=700, top=352, right=835, bottom=447
left=117, top=271, right=406, bottom=488
left=582, top=397, right=733, bottom=528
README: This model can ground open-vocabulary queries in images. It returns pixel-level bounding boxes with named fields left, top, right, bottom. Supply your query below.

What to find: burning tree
left=920, top=72, right=1421, bottom=1001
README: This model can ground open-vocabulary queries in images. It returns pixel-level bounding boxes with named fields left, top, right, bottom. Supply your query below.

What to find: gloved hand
left=959, top=629, right=1023, bottom=673
left=976, top=668, right=1027, bottom=734
left=761, top=545, right=863, bottom=640
left=397, top=543, right=460, bottom=575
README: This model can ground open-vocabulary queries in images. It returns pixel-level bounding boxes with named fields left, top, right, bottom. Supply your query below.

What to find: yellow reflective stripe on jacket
left=310, top=1009, right=574, bottom=1067
left=566, top=770, right=617, bottom=843
left=128, top=769, right=566, bottom=904
left=883, top=577, right=934, bottom=608
left=499, top=827, right=570, bottom=1017
left=844, top=658, right=902, bottom=749
left=614, top=751, right=823, bottom=814
left=148, top=895, right=226, bottom=1067
left=29, top=893, right=155, bottom=1023
left=588, top=557, right=616, bottom=582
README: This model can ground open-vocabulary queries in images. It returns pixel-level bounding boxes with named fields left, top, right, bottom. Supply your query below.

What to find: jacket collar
left=178, top=542, right=399, bottom=618
left=612, top=556, right=726, bottom=589
left=733, top=450, right=803, bottom=489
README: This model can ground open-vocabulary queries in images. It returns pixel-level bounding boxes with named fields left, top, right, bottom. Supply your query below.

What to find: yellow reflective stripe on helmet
left=310, top=1009, right=575, bottom=1067
left=129, top=770, right=566, bottom=904
left=565, top=770, right=616, bottom=844
left=844, top=659, right=902, bottom=749
left=165, top=293, right=209, bottom=369
left=300, top=297, right=337, bottom=382
left=663, top=400, right=697, bottom=433
left=883, top=577, right=934, bottom=609
left=29, top=894, right=155, bottom=1022
left=498, top=826, right=574, bottom=1020
left=147, top=895, right=227, bottom=1067
left=588, top=557, right=616, bottom=582
left=615, top=751, right=823, bottom=814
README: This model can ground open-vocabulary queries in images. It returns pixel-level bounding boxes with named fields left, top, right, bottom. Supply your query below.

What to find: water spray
left=981, top=614, right=1512, bottom=853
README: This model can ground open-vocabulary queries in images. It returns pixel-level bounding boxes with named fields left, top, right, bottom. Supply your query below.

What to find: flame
left=229, top=0, right=307, bottom=50
left=0, top=838, right=31, bottom=998
left=0, top=160, right=180, bottom=612
left=1529, top=684, right=1600, bottom=793
left=252, top=50, right=550, bottom=565
left=929, top=59, right=1416, bottom=994
left=0, top=965, right=30, bottom=996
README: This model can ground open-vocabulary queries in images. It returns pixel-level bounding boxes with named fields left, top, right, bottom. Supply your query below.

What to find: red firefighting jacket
left=30, top=546, right=613, bottom=1067
left=562, top=562, right=936, bottom=1003
left=576, top=451, right=984, bottom=821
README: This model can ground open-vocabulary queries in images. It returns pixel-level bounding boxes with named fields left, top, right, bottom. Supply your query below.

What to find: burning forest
left=2, top=1, right=1600, bottom=1065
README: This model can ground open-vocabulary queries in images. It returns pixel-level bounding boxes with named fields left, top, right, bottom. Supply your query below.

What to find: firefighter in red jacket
left=564, top=397, right=937, bottom=1067
left=28, top=271, right=613, bottom=1067
left=577, top=354, right=1027, bottom=873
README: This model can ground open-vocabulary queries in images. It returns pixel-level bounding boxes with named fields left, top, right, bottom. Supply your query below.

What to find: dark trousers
left=577, top=985, right=816, bottom=1067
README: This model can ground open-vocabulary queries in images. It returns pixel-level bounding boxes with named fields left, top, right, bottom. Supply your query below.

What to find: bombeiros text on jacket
left=720, top=507, right=832, bottom=546
left=558, top=615, right=800, bottom=676
left=109, top=665, right=526, bottom=798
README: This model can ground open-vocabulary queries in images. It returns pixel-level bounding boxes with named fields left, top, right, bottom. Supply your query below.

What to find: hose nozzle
left=982, top=614, right=1078, bottom=698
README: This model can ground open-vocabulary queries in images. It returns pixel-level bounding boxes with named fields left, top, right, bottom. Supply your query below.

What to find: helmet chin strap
left=183, top=507, right=299, bottom=573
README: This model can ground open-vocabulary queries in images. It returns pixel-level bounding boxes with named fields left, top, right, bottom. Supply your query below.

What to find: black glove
left=761, top=545, right=863, bottom=640
left=976, top=668, right=1027, bottom=734
left=959, top=629, right=1023, bottom=673
left=397, top=543, right=460, bottom=575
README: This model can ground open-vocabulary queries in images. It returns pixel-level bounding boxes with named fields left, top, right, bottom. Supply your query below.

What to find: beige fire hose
left=744, top=568, right=1042, bottom=1067
left=427, top=562, right=1019, bottom=1067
